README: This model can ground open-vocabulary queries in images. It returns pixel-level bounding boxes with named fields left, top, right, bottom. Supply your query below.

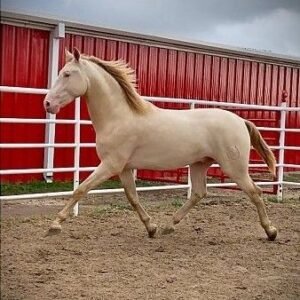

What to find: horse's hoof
left=148, top=223, right=158, bottom=238
left=266, top=226, right=277, bottom=241
left=45, top=223, right=62, bottom=237
left=161, top=225, right=175, bottom=235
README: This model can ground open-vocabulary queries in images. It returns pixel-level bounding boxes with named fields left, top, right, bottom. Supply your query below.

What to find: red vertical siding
left=227, top=59, right=236, bottom=101
left=166, top=50, right=177, bottom=99
left=234, top=60, right=243, bottom=103
left=211, top=56, right=220, bottom=101
left=106, top=40, right=118, bottom=60
left=95, top=38, right=106, bottom=59
left=147, top=47, right=159, bottom=96
left=202, top=55, right=212, bottom=100
left=192, top=54, right=204, bottom=100
left=156, top=48, right=168, bottom=97
left=0, top=24, right=49, bottom=182
left=242, top=61, right=251, bottom=104
left=138, top=45, right=149, bottom=95
left=1, top=25, right=299, bottom=184
left=185, top=53, right=195, bottom=99
left=117, top=41, right=128, bottom=61
left=286, top=68, right=300, bottom=169
left=127, top=43, right=139, bottom=70
left=176, top=51, right=187, bottom=104
left=219, top=57, right=228, bottom=101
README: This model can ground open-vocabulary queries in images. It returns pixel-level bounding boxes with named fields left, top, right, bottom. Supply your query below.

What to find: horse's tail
left=245, top=120, right=276, bottom=177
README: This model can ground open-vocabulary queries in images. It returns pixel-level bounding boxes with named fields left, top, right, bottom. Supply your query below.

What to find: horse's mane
left=83, top=55, right=150, bottom=114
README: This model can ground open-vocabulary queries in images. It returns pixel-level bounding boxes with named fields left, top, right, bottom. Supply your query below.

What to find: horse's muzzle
left=44, top=99, right=60, bottom=114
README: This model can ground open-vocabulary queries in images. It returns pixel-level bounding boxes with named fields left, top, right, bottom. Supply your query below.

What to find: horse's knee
left=73, top=187, right=85, bottom=199
left=251, top=182, right=262, bottom=196
left=256, top=186, right=262, bottom=196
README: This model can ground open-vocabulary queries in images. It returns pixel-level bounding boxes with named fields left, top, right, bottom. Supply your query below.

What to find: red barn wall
left=0, top=24, right=49, bottom=182
left=0, top=23, right=299, bottom=183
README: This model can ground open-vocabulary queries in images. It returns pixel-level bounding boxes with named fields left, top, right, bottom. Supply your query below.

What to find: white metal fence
left=0, top=85, right=300, bottom=215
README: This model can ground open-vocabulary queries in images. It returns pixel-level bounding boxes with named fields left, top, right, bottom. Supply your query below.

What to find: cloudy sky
left=2, top=0, right=300, bottom=57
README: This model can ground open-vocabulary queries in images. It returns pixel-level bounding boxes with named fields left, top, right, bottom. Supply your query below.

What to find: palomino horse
left=44, top=48, right=277, bottom=241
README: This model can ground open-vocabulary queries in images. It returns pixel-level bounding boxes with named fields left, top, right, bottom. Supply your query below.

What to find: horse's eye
left=64, top=72, right=70, bottom=78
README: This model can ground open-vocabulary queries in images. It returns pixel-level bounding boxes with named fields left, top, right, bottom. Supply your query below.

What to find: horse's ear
left=65, top=49, right=73, bottom=62
left=73, top=47, right=81, bottom=62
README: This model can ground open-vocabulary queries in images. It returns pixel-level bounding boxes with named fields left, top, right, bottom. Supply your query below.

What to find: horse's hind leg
left=240, top=177, right=277, bottom=240
left=162, top=160, right=212, bottom=234
left=224, top=165, right=277, bottom=240
left=119, top=169, right=157, bottom=238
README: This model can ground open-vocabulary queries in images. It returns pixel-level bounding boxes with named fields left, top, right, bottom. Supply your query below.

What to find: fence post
left=133, top=169, right=137, bottom=181
left=73, top=97, right=81, bottom=216
left=277, top=92, right=287, bottom=202
left=43, top=23, right=65, bottom=183
left=187, top=102, right=196, bottom=198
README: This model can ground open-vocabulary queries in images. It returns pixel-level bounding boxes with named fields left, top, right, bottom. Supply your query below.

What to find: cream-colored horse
left=44, top=48, right=277, bottom=240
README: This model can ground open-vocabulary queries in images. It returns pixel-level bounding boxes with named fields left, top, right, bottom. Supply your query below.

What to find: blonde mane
left=84, top=55, right=150, bottom=114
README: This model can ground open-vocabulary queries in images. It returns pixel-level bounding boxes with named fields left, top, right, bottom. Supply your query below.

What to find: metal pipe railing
left=1, top=85, right=299, bottom=203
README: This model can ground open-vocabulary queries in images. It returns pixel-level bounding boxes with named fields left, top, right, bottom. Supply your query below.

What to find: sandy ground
left=1, top=188, right=300, bottom=300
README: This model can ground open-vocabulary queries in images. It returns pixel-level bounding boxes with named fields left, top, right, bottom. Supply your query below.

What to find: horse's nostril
left=45, top=101, right=50, bottom=107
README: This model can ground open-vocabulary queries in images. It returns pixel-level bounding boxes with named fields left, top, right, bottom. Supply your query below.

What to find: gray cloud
left=2, top=0, right=300, bottom=56
left=196, top=7, right=300, bottom=56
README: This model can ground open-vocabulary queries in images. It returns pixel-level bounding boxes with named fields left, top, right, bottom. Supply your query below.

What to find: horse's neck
left=85, top=65, right=133, bottom=132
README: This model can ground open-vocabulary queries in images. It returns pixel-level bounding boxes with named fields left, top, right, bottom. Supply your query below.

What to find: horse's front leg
left=119, top=169, right=157, bottom=238
left=47, top=162, right=117, bottom=235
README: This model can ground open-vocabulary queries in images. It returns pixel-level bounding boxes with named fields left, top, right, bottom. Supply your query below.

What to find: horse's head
left=44, top=48, right=88, bottom=114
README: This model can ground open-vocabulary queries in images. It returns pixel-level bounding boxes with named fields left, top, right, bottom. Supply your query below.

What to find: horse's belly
left=126, top=144, right=206, bottom=170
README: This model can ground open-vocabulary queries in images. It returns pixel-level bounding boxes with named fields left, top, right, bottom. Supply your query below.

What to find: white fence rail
left=0, top=86, right=299, bottom=210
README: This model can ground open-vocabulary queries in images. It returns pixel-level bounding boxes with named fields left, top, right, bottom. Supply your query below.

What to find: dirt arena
left=1, top=188, right=299, bottom=300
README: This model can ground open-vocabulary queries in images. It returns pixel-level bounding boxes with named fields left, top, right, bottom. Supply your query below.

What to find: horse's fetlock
left=261, top=220, right=271, bottom=230
left=173, top=216, right=181, bottom=225
left=142, top=216, right=151, bottom=224
left=57, top=212, right=67, bottom=221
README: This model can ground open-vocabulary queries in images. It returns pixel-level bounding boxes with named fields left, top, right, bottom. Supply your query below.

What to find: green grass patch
left=91, top=203, right=132, bottom=217
left=266, top=196, right=279, bottom=203
left=0, top=179, right=156, bottom=196
left=171, top=197, right=184, bottom=208
left=0, top=180, right=74, bottom=196
left=283, top=172, right=300, bottom=183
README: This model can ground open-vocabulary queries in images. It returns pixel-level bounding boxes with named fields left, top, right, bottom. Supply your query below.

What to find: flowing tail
left=245, top=120, right=276, bottom=177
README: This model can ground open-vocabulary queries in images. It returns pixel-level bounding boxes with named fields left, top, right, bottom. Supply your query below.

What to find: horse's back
left=152, top=108, right=247, bottom=137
